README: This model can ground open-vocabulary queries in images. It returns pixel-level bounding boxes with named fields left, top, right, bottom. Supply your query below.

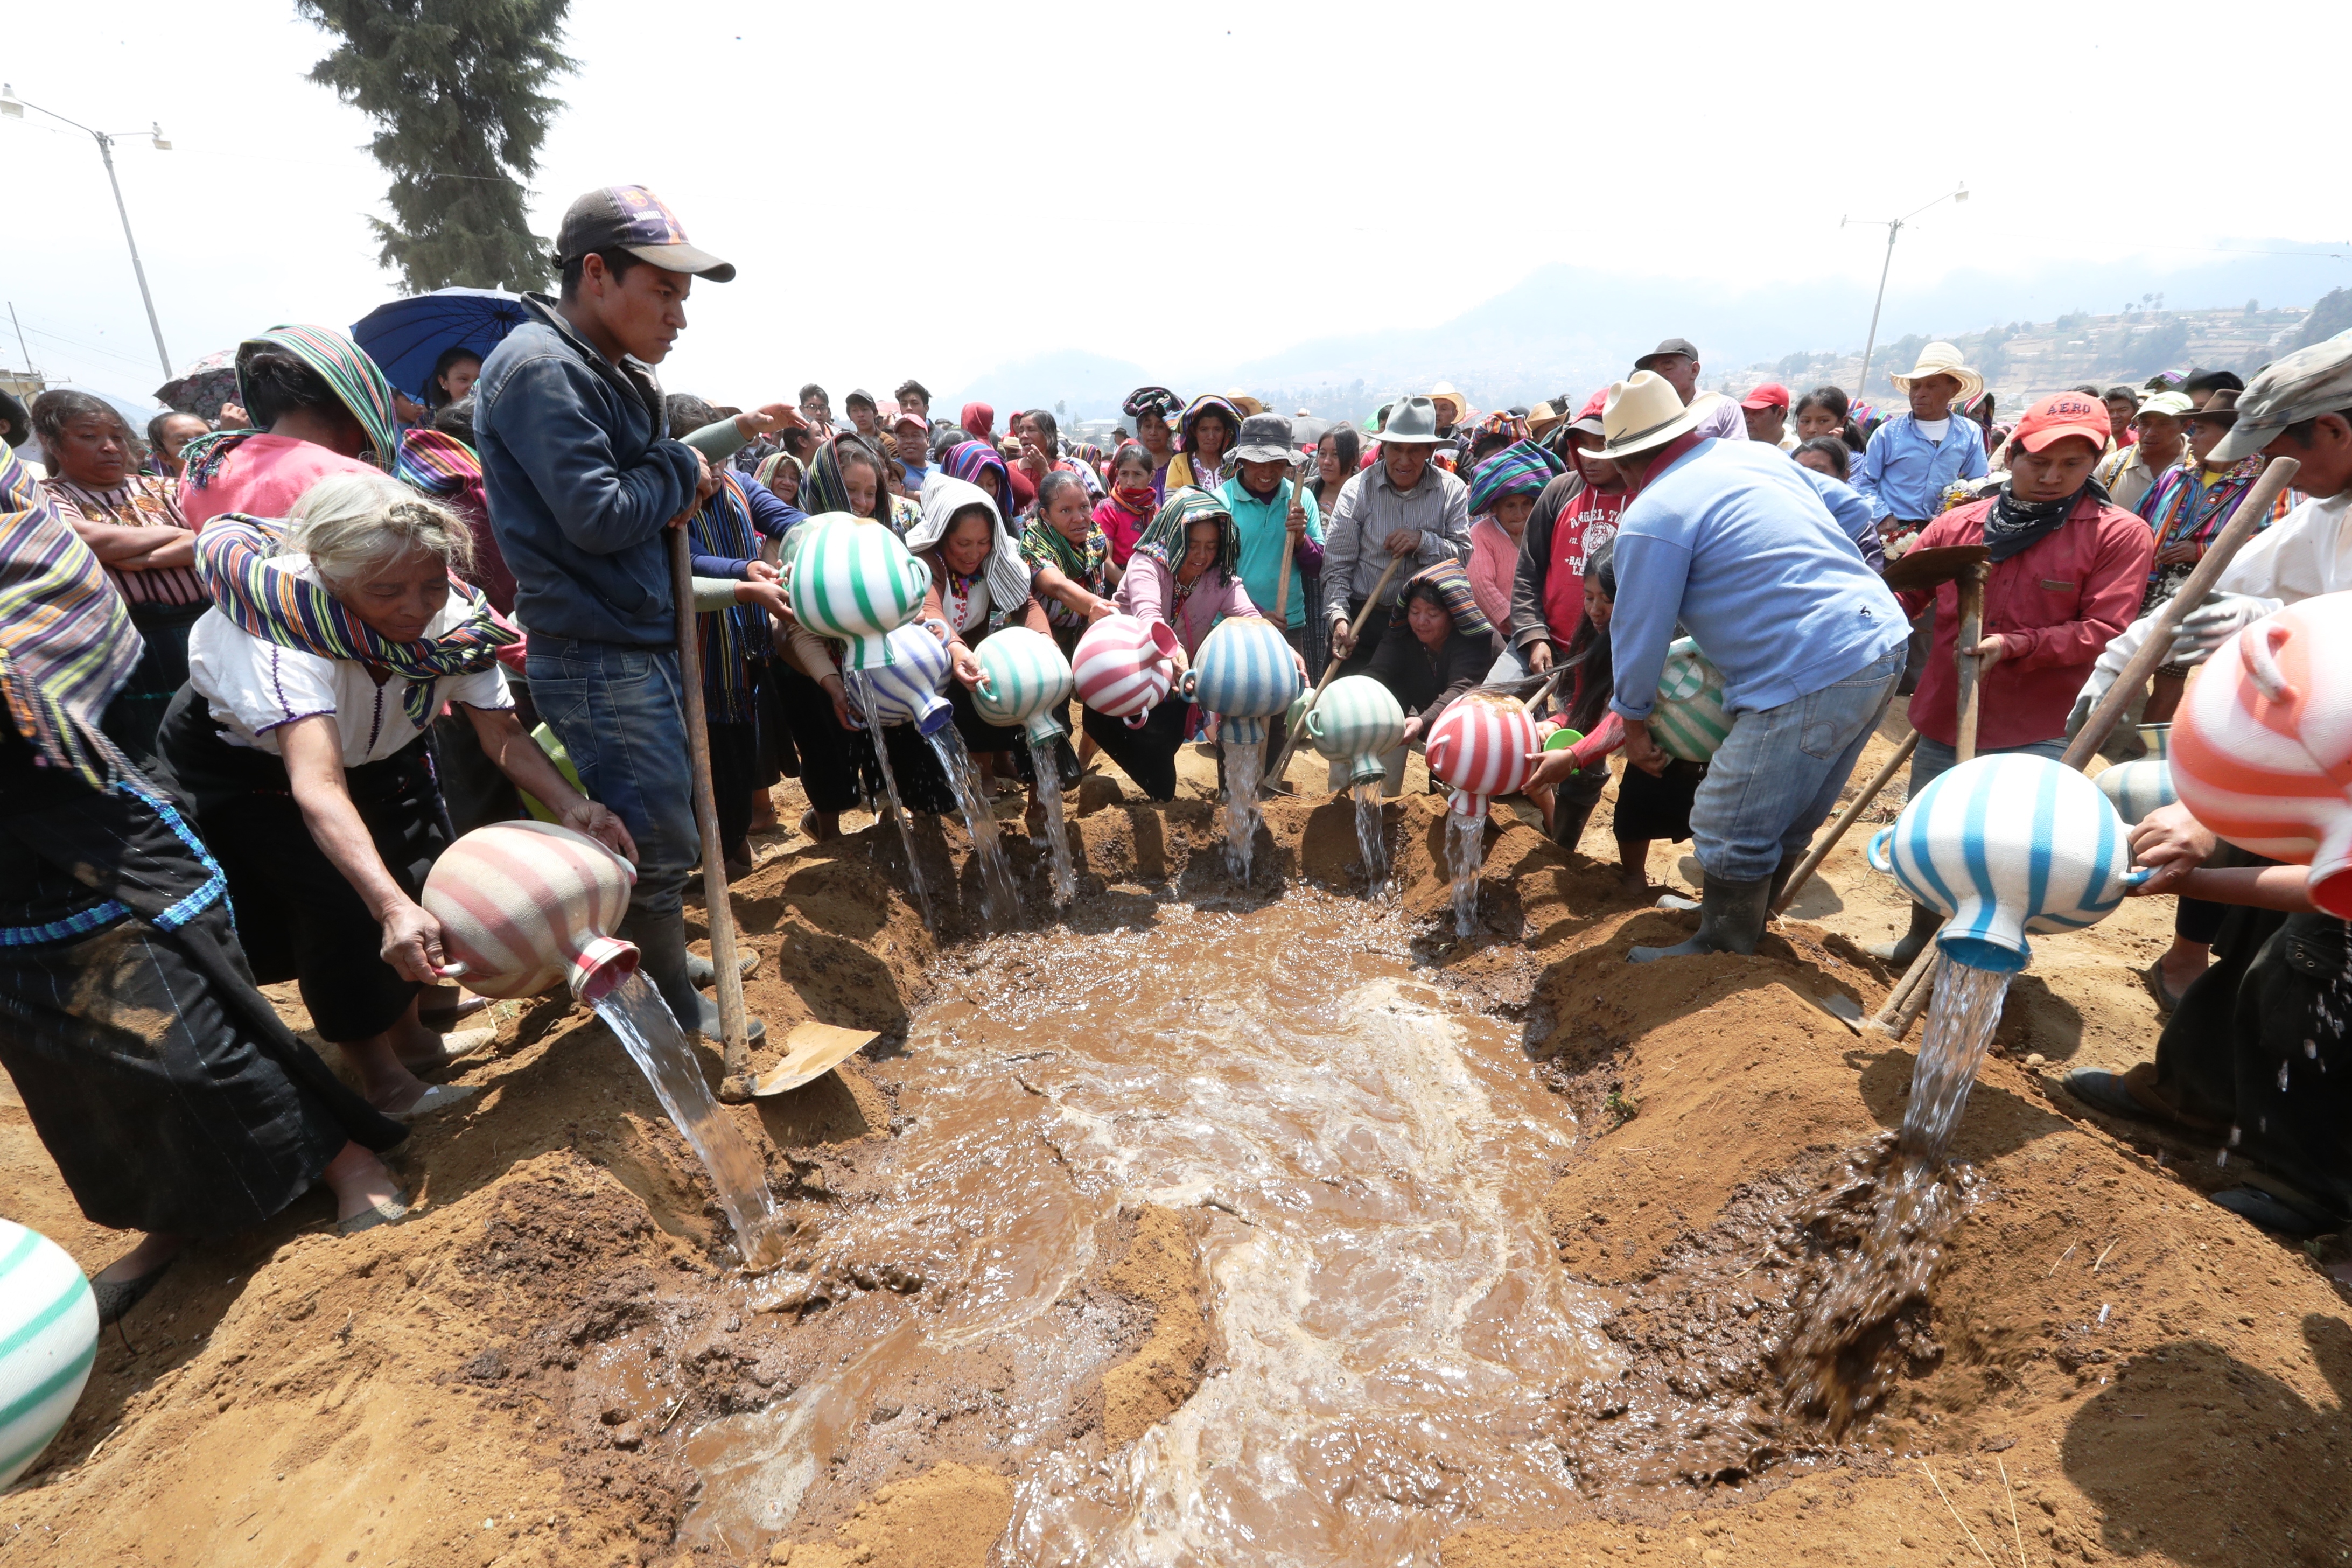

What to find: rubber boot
left=622, top=909, right=765, bottom=1043
left=1629, top=874, right=1772, bottom=963
left=1866, top=902, right=1941, bottom=968
left=1551, top=790, right=1599, bottom=851
left=1767, top=850, right=1808, bottom=910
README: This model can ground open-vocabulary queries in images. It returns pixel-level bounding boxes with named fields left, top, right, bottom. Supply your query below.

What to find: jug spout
left=1936, top=897, right=2029, bottom=974
left=570, top=935, right=641, bottom=1005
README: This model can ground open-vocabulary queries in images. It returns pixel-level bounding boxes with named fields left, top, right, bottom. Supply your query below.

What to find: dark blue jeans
left=525, top=636, right=698, bottom=924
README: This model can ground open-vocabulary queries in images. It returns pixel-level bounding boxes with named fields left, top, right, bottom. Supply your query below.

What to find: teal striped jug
left=972, top=626, right=1075, bottom=747
left=783, top=514, right=934, bottom=670
left=1650, top=638, right=1732, bottom=762
left=0, top=1220, right=97, bottom=1488
left=1305, top=676, right=1407, bottom=785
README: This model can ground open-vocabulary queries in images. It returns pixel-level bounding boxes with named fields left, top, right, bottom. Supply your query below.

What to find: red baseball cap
left=1566, top=388, right=1611, bottom=438
left=1740, top=382, right=1791, bottom=411
left=2011, top=391, right=2111, bottom=454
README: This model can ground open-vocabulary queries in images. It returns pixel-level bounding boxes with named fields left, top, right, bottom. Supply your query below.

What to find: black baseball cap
left=1634, top=337, right=1700, bottom=370
left=555, top=185, right=736, bottom=282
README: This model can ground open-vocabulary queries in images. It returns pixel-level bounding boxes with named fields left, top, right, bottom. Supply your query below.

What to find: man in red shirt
left=1500, top=390, right=1626, bottom=681
left=1874, top=391, right=2157, bottom=963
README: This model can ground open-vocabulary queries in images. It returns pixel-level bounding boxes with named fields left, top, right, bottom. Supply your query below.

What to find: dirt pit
left=3, top=722, right=2350, bottom=1566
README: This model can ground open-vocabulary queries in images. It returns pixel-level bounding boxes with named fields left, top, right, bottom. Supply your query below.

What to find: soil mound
left=0, top=733, right=2344, bottom=1565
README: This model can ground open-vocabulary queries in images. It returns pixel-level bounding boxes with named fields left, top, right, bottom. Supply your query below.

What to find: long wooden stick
left=2058, top=454, right=2299, bottom=771
left=1873, top=458, right=2301, bottom=1040
left=1266, top=551, right=1406, bottom=785
left=1773, top=729, right=1918, bottom=917
left=1952, top=564, right=1987, bottom=765
left=670, top=526, right=754, bottom=1100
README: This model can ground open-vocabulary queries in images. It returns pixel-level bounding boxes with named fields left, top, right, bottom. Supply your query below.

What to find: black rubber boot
left=1768, top=850, right=1808, bottom=909
left=622, top=909, right=765, bottom=1042
left=1551, top=792, right=1599, bottom=850
left=1867, top=902, right=1941, bottom=967
left=1629, top=873, right=1772, bottom=962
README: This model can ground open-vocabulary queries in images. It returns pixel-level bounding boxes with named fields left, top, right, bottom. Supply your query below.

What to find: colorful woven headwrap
left=1130, top=486, right=1238, bottom=582
left=754, top=450, right=804, bottom=493
left=1466, top=440, right=1566, bottom=516
left=1122, top=386, right=1182, bottom=421
left=392, top=427, right=482, bottom=498
left=801, top=435, right=899, bottom=533
left=180, top=324, right=403, bottom=491
left=1179, top=394, right=1243, bottom=454
left=0, top=444, right=139, bottom=787
left=193, top=512, right=520, bottom=729
left=1404, top=560, right=1493, bottom=639
left=940, top=439, right=1016, bottom=516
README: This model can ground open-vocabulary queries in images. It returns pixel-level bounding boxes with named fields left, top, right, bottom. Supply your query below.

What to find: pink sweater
left=180, top=434, right=380, bottom=530
left=1116, top=556, right=1260, bottom=657
left=1467, top=516, right=1519, bottom=637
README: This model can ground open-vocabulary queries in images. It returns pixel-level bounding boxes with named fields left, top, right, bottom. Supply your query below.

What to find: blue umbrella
left=351, top=287, right=531, bottom=400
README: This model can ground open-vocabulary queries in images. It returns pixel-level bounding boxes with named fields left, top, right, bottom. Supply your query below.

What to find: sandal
left=2059, top=1065, right=2225, bottom=1143
left=89, top=1256, right=175, bottom=1325
left=2138, top=960, right=2188, bottom=1017
left=798, top=809, right=842, bottom=844
left=2210, top=1183, right=2339, bottom=1238
left=339, top=1190, right=411, bottom=1237
left=398, top=1028, right=495, bottom=1075
left=387, top=1082, right=481, bottom=1123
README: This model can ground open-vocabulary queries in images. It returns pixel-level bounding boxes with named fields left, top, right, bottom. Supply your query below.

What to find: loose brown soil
left=2, top=717, right=2348, bottom=1566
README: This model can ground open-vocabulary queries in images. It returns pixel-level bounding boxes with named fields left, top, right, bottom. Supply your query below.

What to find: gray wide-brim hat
left=2210, top=334, right=2352, bottom=463
left=1374, top=395, right=1445, bottom=444
left=1230, top=411, right=1297, bottom=464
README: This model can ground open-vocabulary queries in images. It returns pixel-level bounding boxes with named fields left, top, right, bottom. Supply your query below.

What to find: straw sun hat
left=1586, top=370, right=1705, bottom=461
left=1888, top=342, right=1985, bottom=404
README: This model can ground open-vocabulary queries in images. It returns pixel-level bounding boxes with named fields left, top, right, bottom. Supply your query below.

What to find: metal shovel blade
left=749, top=1021, right=881, bottom=1097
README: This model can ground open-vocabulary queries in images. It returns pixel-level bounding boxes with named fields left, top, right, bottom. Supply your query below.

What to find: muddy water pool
left=685, top=890, right=1621, bottom=1564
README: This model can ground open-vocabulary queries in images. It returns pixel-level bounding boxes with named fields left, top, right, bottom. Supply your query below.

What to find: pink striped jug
left=2170, top=591, right=2352, bottom=916
left=1425, top=692, right=1542, bottom=818
left=421, top=821, right=640, bottom=1003
left=1073, top=613, right=1180, bottom=729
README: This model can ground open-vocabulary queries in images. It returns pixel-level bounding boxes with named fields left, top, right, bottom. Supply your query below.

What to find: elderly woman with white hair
left=157, top=473, right=634, bottom=1119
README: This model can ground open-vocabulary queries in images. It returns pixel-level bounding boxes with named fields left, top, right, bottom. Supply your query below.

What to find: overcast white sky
left=5, top=0, right=2348, bottom=413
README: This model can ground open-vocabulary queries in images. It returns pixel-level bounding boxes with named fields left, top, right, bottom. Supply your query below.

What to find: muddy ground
left=2, top=711, right=2349, bottom=1566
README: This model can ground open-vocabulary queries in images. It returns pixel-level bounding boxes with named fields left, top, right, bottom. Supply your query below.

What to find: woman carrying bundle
left=155, top=475, right=635, bottom=1119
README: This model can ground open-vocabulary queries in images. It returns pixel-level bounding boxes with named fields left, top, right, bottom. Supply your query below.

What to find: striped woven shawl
left=0, top=445, right=140, bottom=787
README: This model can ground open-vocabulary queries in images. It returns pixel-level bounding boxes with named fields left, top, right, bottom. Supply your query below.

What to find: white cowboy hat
left=1427, top=382, right=1471, bottom=424
left=1588, top=371, right=1705, bottom=461
left=1888, top=342, right=1985, bottom=404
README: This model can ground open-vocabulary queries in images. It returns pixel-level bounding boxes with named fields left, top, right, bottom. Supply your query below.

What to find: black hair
left=894, top=379, right=930, bottom=407
left=665, top=393, right=721, bottom=442
left=845, top=388, right=877, bottom=412
left=2070, top=383, right=2104, bottom=398
left=1560, top=541, right=1619, bottom=736
left=1024, top=408, right=1060, bottom=450
left=237, top=348, right=361, bottom=440
left=1036, top=470, right=1087, bottom=515
left=930, top=426, right=965, bottom=463
left=1400, top=575, right=1457, bottom=622
left=2182, top=368, right=2245, bottom=398
left=798, top=382, right=829, bottom=407
left=30, top=389, right=127, bottom=464
left=429, top=345, right=483, bottom=405
left=1112, top=440, right=1153, bottom=476
left=1794, top=384, right=1850, bottom=422
left=1317, top=423, right=1361, bottom=487
left=558, top=247, right=647, bottom=302
left=781, top=425, right=818, bottom=461
left=433, top=395, right=478, bottom=446
left=2105, top=386, right=2142, bottom=408
left=146, top=408, right=203, bottom=451
left=1794, top=436, right=1852, bottom=481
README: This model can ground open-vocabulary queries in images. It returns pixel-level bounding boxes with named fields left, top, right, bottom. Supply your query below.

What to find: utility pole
left=1843, top=184, right=1969, bottom=400
left=1, top=85, right=176, bottom=379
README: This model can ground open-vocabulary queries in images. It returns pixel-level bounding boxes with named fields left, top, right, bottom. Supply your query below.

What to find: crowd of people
left=2, top=180, right=2348, bottom=1323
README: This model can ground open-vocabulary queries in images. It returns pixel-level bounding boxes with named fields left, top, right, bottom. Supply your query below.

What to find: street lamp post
left=1, top=84, right=176, bottom=380
left=1842, top=184, right=1968, bottom=401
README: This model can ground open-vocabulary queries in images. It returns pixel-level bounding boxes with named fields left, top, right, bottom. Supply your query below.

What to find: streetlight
left=0, top=83, right=176, bottom=379
left=1842, top=183, right=1968, bottom=402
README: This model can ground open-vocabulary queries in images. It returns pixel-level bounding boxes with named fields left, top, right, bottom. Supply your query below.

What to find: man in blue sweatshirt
left=474, top=185, right=754, bottom=1040
left=1527, top=371, right=1907, bottom=962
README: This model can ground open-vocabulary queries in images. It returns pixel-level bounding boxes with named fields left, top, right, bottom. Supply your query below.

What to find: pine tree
left=298, top=0, right=575, bottom=293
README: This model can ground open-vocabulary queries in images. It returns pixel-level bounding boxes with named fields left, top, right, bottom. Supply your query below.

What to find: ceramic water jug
left=1868, top=753, right=2147, bottom=972
left=783, top=514, right=933, bottom=671
left=971, top=626, right=1075, bottom=747
left=422, top=821, right=640, bottom=1002
left=2170, top=593, right=2352, bottom=917
left=1426, top=691, right=1542, bottom=817
left=1651, top=638, right=1732, bottom=762
left=1183, top=615, right=1303, bottom=746
left=0, top=1220, right=96, bottom=1489
left=1073, top=613, right=1180, bottom=728
left=1305, top=676, right=1406, bottom=785
left=844, top=619, right=953, bottom=735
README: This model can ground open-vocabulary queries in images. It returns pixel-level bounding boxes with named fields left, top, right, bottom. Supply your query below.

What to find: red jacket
left=1894, top=494, right=2155, bottom=750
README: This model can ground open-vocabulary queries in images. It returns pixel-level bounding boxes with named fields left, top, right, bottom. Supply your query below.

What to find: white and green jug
left=1305, top=676, right=1408, bottom=785
left=782, top=513, right=934, bottom=671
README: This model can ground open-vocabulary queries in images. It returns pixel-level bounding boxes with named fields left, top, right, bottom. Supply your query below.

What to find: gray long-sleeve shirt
left=1320, top=458, right=1472, bottom=622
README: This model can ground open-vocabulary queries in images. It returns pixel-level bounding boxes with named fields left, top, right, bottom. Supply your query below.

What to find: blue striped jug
left=1184, top=616, right=1303, bottom=746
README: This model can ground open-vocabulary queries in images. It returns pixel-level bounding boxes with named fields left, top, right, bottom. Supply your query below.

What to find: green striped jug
left=783, top=514, right=934, bottom=671
left=1651, top=638, right=1732, bottom=762
left=0, top=1220, right=97, bottom=1488
left=973, top=626, right=1076, bottom=746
